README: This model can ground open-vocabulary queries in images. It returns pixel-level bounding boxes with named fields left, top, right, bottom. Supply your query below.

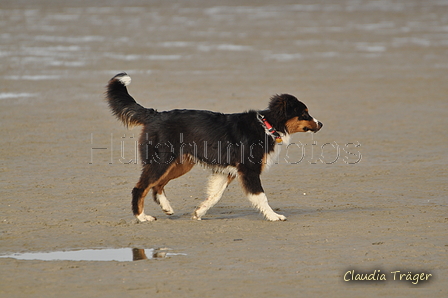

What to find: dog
left=105, top=73, right=322, bottom=221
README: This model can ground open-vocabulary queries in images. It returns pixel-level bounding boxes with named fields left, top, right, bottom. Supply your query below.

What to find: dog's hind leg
left=152, top=160, right=195, bottom=215
left=239, top=171, right=286, bottom=221
left=132, top=162, right=177, bottom=222
left=152, top=189, right=173, bottom=215
left=192, top=173, right=235, bottom=220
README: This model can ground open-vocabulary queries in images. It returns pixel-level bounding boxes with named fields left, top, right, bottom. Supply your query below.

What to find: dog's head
left=268, top=94, right=323, bottom=134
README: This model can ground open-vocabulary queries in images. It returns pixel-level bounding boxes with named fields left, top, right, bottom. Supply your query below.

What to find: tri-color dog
left=106, top=73, right=322, bottom=221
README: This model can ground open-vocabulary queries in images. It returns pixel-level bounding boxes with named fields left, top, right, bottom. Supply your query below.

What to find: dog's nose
left=318, top=121, right=323, bottom=129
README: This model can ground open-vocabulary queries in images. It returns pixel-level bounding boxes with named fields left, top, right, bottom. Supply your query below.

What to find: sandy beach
left=1, top=0, right=447, bottom=297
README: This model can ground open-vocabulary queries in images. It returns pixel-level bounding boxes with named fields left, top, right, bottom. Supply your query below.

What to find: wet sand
left=1, top=0, right=447, bottom=297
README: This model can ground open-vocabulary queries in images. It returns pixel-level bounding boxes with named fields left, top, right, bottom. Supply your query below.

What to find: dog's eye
left=300, top=113, right=311, bottom=120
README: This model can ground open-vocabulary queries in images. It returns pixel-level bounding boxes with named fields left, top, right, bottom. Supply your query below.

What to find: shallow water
left=1, top=1, right=447, bottom=103
left=0, top=248, right=186, bottom=262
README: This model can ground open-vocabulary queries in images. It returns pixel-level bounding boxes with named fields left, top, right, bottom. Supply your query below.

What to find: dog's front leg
left=247, top=192, right=286, bottom=221
left=240, top=172, right=286, bottom=221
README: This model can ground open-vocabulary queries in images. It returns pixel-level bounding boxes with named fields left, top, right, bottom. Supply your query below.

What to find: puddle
left=0, top=248, right=186, bottom=262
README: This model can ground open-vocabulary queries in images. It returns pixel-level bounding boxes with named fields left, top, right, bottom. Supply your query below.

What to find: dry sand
left=1, top=0, right=447, bottom=297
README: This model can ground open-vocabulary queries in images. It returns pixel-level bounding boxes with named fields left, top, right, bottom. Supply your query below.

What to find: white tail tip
left=117, top=74, right=131, bottom=86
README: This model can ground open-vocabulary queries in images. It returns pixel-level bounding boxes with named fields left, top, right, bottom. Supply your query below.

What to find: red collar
left=257, top=114, right=283, bottom=144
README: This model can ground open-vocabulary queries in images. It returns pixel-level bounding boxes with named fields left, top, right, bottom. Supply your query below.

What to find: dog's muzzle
left=312, top=119, right=323, bottom=133
left=317, top=121, right=323, bottom=131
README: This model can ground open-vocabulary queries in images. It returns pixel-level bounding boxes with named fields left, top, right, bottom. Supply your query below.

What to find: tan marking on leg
left=134, top=162, right=180, bottom=220
left=152, top=156, right=195, bottom=215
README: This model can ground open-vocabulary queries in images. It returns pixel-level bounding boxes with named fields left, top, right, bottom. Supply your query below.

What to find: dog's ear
left=268, top=94, right=300, bottom=119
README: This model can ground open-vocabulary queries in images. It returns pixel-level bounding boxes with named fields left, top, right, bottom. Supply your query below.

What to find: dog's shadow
left=144, top=205, right=385, bottom=222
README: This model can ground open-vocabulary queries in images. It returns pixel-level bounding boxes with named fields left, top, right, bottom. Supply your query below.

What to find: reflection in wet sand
left=132, top=248, right=174, bottom=260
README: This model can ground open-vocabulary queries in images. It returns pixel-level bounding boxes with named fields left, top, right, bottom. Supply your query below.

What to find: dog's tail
left=105, top=73, right=154, bottom=127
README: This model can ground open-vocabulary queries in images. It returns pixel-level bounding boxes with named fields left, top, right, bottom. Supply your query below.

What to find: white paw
left=136, top=213, right=157, bottom=222
left=163, top=208, right=174, bottom=216
left=191, top=211, right=202, bottom=220
left=266, top=213, right=287, bottom=221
